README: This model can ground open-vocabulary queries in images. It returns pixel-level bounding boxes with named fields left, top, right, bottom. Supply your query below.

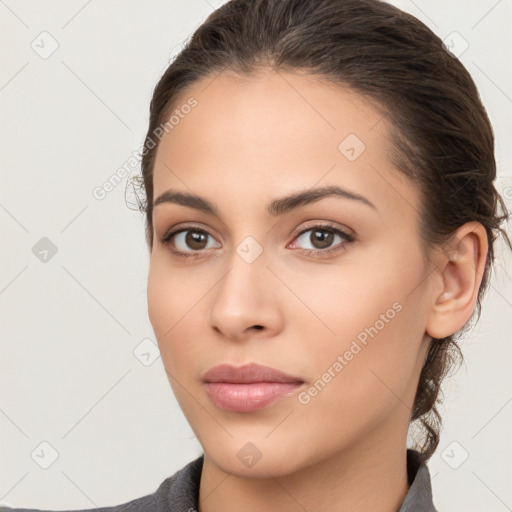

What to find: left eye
left=292, top=225, right=352, bottom=251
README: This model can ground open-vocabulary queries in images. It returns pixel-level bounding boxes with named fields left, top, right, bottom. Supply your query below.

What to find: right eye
left=161, top=227, right=221, bottom=258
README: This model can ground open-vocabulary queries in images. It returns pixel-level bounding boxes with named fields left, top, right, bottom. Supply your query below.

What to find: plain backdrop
left=1, top=0, right=511, bottom=510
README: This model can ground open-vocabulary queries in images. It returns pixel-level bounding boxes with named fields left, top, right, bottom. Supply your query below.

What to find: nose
left=209, top=248, right=283, bottom=342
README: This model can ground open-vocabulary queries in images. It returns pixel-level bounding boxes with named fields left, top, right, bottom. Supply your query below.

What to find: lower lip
left=204, top=382, right=304, bottom=412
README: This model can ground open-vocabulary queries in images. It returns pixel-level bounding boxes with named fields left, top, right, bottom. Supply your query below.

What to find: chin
left=201, top=434, right=312, bottom=478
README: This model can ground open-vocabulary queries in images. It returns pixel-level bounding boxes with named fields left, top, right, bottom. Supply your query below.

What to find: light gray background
left=1, top=0, right=511, bottom=510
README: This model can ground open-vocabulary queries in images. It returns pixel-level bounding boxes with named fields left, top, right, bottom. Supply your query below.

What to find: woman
left=2, top=0, right=510, bottom=511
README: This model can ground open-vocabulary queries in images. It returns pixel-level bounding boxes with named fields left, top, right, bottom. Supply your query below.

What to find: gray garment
left=400, top=449, right=439, bottom=512
left=1, top=449, right=438, bottom=512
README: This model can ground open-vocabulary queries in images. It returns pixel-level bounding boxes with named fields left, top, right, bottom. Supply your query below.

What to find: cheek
left=147, top=260, right=174, bottom=340
left=147, top=256, right=213, bottom=373
left=147, top=253, right=201, bottom=332
left=146, top=263, right=199, bottom=415
left=287, top=249, right=415, bottom=342
left=295, top=304, right=420, bottom=451
left=293, top=247, right=425, bottom=394
left=147, top=259, right=192, bottom=357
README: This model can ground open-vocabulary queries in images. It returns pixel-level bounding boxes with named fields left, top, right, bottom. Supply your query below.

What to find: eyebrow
left=153, top=185, right=377, bottom=216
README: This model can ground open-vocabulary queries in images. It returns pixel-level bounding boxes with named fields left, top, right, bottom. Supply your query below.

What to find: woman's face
left=147, top=69, right=436, bottom=477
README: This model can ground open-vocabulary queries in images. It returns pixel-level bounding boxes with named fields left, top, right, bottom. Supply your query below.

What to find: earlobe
left=425, top=222, right=488, bottom=339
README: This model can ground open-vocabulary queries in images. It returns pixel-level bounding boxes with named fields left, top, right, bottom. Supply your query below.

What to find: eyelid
left=160, top=222, right=219, bottom=243
left=289, top=219, right=354, bottom=241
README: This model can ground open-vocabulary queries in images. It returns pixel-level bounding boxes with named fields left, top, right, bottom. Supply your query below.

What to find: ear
left=425, top=221, right=489, bottom=339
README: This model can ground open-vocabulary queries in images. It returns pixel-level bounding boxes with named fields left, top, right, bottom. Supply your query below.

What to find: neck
left=197, top=416, right=410, bottom=512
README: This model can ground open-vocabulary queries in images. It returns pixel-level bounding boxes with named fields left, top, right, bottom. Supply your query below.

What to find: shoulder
left=0, top=490, right=159, bottom=512
left=0, top=455, right=204, bottom=512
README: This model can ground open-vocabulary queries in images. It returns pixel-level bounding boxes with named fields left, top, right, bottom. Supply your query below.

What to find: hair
left=129, top=0, right=511, bottom=464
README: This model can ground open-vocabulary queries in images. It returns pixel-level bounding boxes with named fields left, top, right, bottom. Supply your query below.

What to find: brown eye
left=184, top=231, right=208, bottom=250
left=288, top=223, right=355, bottom=259
left=162, top=227, right=221, bottom=257
left=294, top=225, right=351, bottom=251
left=309, top=229, right=335, bottom=249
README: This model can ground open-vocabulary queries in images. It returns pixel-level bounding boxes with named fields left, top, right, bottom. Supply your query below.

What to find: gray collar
left=398, top=449, right=438, bottom=512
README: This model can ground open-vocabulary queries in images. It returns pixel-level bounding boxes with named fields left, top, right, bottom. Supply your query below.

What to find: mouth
left=202, top=362, right=305, bottom=412
left=203, top=381, right=305, bottom=412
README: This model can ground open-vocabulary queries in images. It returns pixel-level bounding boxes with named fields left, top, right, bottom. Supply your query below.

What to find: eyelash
left=160, top=223, right=355, bottom=260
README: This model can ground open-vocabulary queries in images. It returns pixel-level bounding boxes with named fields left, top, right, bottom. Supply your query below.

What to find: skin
left=147, top=68, right=488, bottom=512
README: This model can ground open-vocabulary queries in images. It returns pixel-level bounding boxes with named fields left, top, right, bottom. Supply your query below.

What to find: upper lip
left=202, top=363, right=304, bottom=384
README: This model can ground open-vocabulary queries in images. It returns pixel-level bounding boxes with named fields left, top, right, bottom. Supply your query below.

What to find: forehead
left=152, top=68, right=419, bottom=219
left=161, top=68, right=385, bottom=150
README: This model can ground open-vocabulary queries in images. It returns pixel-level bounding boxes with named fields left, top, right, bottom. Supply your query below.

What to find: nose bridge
left=209, top=233, right=280, bottom=337
left=216, top=235, right=268, bottom=310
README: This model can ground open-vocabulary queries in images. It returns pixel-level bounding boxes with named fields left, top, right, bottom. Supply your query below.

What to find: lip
left=202, top=363, right=305, bottom=412
left=202, top=362, right=303, bottom=384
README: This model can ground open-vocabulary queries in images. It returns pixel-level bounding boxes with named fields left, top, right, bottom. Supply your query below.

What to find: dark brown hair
left=130, top=0, right=511, bottom=463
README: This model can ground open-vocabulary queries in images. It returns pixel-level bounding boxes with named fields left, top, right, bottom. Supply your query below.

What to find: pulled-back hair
left=131, top=0, right=511, bottom=463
